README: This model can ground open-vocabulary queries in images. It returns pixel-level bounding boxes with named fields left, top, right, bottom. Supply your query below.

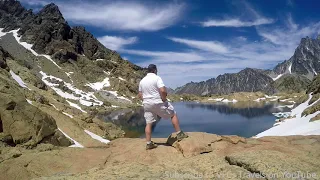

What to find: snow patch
left=10, top=70, right=30, bottom=89
left=84, top=130, right=110, bottom=144
left=222, top=99, right=237, bottom=103
left=312, top=68, right=318, bottom=75
left=40, top=71, right=103, bottom=107
left=256, top=93, right=320, bottom=137
left=66, top=100, right=87, bottom=113
left=265, top=95, right=279, bottom=99
left=63, top=112, right=74, bottom=118
left=0, top=28, right=7, bottom=38
left=208, top=98, right=223, bottom=101
left=26, top=99, right=32, bottom=105
left=58, top=128, right=84, bottom=148
left=86, top=77, right=110, bottom=91
left=118, top=77, right=126, bottom=81
left=276, top=104, right=294, bottom=109
left=288, top=63, right=292, bottom=74
left=111, top=105, right=119, bottom=108
left=279, top=98, right=291, bottom=102
left=10, top=29, right=61, bottom=69
left=272, top=74, right=284, bottom=81
left=65, top=72, right=74, bottom=83
left=272, top=112, right=291, bottom=118
left=50, top=103, right=59, bottom=111
left=256, top=111, right=320, bottom=137
left=254, top=97, right=266, bottom=102
left=106, top=91, right=132, bottom=102
left=96, top=59, right=104, bottom=61
left=291, top=93, right=313, bottom=118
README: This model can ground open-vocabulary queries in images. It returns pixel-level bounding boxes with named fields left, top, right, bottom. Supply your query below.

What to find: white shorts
left=143, top=102, right=176, bottom=124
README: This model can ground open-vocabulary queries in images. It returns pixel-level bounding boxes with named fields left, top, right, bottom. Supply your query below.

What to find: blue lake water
left=99, top=102, right=289, bottom=138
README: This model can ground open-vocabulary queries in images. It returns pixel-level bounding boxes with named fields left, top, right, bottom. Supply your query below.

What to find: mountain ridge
left=175, top=35, right=320, bottom=95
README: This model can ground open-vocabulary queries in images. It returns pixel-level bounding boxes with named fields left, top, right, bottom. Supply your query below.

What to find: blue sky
left=21, top=0, right=320, bottom=88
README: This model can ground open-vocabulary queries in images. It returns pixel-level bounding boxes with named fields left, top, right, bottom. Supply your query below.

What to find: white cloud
left=202, top=18, right=273, bottom=27
left=236, top=36, right=247, bottom=41
left=58, top=1, right=184, bottom=31
left=201, top=1, right=273, bottom=28
left=167, top=37, right=228, bottom=53
left=287, top=13, right=298, bottom=30
left=122, top=49, right=209, bottom=63
left=98, top=36, right=138, bottom=50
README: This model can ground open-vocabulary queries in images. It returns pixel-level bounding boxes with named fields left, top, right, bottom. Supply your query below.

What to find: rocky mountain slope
left=0, top=0, right=145, bottom=104
left=0, top=0, right=145, bottom=149
left=176, top=35, right=320, bottom=95
left=270, top=36, right=320, bottom=79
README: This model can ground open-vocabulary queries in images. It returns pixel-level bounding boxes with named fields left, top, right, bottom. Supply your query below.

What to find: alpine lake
left=98, top=101, right=292, bottom=138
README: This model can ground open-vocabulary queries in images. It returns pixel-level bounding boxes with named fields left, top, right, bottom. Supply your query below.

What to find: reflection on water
left=98, top=102, right=288, bottom=138
left=185, top=103, right=274, bottom=118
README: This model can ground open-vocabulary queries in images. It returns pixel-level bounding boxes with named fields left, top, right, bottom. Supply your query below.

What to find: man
left=139, top=64, right=188, bottom=150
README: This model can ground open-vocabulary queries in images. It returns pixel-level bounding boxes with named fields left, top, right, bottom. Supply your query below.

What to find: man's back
left=139, top=73, right=165, bottom=104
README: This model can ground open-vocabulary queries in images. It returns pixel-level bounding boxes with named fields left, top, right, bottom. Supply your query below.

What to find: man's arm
left=138, top=82, right=143, bottom=100
left=138, top=91, right=143, bottom=100
left=159, top=87, right=168, bottom=102
left=157, top=77, right=167, bottom=102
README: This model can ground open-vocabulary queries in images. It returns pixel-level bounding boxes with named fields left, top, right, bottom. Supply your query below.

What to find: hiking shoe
left=146, top=141, right=158, bottom=150
left=177, top=131, right=188, bottom=141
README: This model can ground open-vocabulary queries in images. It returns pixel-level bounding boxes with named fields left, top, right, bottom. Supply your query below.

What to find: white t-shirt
left=139, top=73, right=165, bottom=104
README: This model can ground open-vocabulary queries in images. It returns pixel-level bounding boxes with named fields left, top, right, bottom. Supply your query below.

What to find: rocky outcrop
left=1, top=132, right=319, bottom=180
left=272, top=36, right=320, bottom=79
left=273, top=74, right=311, bottom=93
left=0, top=47, right=71, bottom=147
left=0, top=67, right=56, bottom=145
left=175, top=68, right=274, bottom=95
left=307, top=74, right=320, bottom=94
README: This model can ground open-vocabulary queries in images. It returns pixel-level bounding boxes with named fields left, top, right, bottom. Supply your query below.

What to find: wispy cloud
left=257, top=19, right=320, bottom=48
left=202, top=18, right=273, bottom=27
left=167, top=37, right=229, bottom=53
left=62, top=1, right=184, bottom=31
left=201, top=1, right=273, bottom=28
left=122, top=49, right=209, bottom=63
left=287, top=0, right=294, bottom=7
left=20, top=0, right=184, bottom=31
left=98, top=36, right=138, bottom=51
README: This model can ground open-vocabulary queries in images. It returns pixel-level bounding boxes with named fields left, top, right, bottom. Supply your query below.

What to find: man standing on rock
left=139, top=64, right=188, bottom=150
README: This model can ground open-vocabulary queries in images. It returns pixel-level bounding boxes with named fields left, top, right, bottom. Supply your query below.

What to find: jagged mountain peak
left=38, top=3, right=63, bottom=18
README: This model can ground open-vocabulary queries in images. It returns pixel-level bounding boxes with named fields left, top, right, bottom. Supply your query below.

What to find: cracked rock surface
left=1, top=132, right=319, bottom=180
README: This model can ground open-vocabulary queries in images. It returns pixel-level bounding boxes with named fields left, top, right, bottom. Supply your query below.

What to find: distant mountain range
left=175, top=35, right=320, bottom=95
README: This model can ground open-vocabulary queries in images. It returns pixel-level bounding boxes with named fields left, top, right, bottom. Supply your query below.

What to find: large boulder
left=166, top=132, right=222, bottom=157
left=40, top=129, right=72, bottom=147
left=0, top=69, right=57, bottom=146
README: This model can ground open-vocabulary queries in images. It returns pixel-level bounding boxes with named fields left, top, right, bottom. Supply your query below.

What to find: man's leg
left=144, top=109, right=158, bottom=150
left=145, top=122, right=153, bottom=143
left=162, top=103, right=188, bottom=141
left=171, top=113, right=181, bottom=132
